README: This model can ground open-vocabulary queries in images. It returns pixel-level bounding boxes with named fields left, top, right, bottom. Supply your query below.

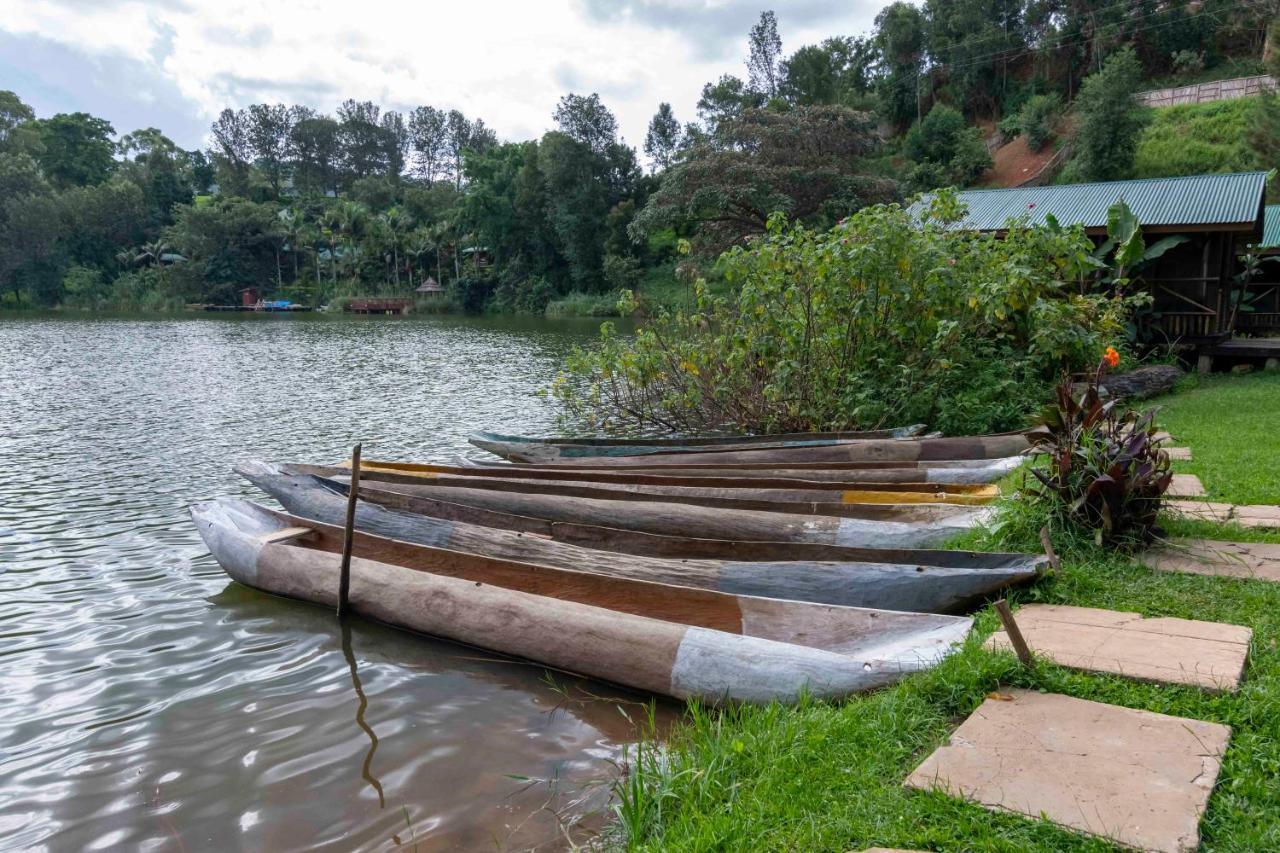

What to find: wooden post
left=994, top=599, right=1034, bottom=668
left=337, top=443, right=362, bottom=619
left=1039, top=526, right=1061, bottom=573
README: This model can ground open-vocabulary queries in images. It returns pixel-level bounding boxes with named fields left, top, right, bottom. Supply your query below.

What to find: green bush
left=903, top=104, right=992, bottom=190
left=552, top=191, right=1130, bottom=435
left=1014, top=94, right=1061, bottom=151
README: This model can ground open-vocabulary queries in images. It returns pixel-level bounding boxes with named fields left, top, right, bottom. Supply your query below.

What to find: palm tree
left=406, top=228, right=435, bottom=290
left=377, top=207, right=412, bottom=292
left=133, top=239, right=171, bottom=268
left=318, top=207, right=343, bottom=288
left=335, top=202, right=368, bottom=287
left=278, top=208, right=306, bottom=284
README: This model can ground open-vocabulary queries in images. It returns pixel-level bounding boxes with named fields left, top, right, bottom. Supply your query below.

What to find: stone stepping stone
left=1167, top=474, right=1207, bottom=498
left=1144, top=539, right=1280, bottom=583
left=1165, top=446, right=1192, bottom=460
left=905, top=689, right=1230, bottom=853
left=1236, top=505, right=1280, bottom=529
left=985, top=604, right=1250, bottom=691
left=1165, top=500, right=1234, bottom=523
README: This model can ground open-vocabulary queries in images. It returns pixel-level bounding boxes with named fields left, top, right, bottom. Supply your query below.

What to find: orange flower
left=1103, top=346, right=1120, bottom=368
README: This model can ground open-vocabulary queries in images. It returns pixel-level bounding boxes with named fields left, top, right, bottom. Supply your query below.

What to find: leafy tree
left=903, top=104, right=993, bottom=189
left=746, top=11, right=783, bottom=99
left=0, top=90, right=35, bottom=150
left=874, top=2, right=927, bottom=128
left=210, top=108, right=252, bottom=196
left=290, top=113, right=341, bottom=195
left=165, top=197, right=283, bottom=303
left=553, top=93, right=619, bottom=155
left=924, top=0, right=1027, bottom=116
left=246, top=103, right=295, bottom=197
left=696, top=74, right=764, bottom=135
left=644, top=103, right=683, bottom=171
left=337, top=99, right=390, bottom=182
left=538, top=131, right=613, bottom=291
left=631, top=105, right=896, bottom=253
left=31, top=112, right=116, bottom=188
left=381, top=110, right=409, bottom=178
left=409, top=105, right=449, bottom=183
left=1075, top=47, right=1148, bottom=181
left=445, top=109, right=473, bottom=189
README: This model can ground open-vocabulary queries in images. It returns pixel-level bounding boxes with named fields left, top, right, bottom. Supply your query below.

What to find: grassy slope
left=614, top=373, right=1280, bottom=851
left=1131, top=98, right=1260, bottom=180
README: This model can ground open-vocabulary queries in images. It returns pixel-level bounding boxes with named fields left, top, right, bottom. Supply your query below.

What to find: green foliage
left=631, top=105, right=895, bottom=254
left=1133, top=98, right=1261, bottom=179
left=555, top=191, right=1128, bottom=435
left=30, top=112, right=116, bottom=188
left=1027, top=367, right=1173, bottom=548
left=903, top=104, right=992, bottom=189
left=1010, top=93, right=1061, bottom=151
left=1075, top=47, right=1148, bottom=181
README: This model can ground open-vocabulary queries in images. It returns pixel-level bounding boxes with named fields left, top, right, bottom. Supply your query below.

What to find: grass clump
left=1131, top=99, right=1260, bottom=179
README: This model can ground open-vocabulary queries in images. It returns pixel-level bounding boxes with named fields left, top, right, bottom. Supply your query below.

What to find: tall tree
left=1075, top=47, right=1147, bottom=181
left=380, top=110, right=409, bottom=179
left=409, top=106, right=448, bottom=183
left=210, top=108, right=252, bottom=196
left=32, top=112, right=116, bottom=188
left=289, top=111, right=340, bottom=196
left=337, top=99, right=389, bottom=183
left=630, top=106, right=896, bottom=254
left=246, top=103, right=294, bottom=197
left=445, top=109, right=473, bottom=189
left=644, top=103, right=683, bottom=171
left=874, top=2, right=927, bottom=128
left=746, top=11, right=783, bottom=99
left=0, top=90, right=35, bottom=150
left=553, top=93, right=619, bottom=155
left=696, top=74, right=763, bottom=134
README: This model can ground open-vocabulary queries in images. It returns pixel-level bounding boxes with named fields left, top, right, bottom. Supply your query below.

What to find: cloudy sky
left=0, top=0, right=881, bottom=153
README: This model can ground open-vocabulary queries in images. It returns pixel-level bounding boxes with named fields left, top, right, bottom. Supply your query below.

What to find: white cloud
left=0, top=0, right=882, bottom=149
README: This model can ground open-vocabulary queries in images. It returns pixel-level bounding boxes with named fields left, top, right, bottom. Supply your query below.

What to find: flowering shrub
left=552, top=191, right=1134, bottom=435
left=1026, top=356, right=1172, bottom=548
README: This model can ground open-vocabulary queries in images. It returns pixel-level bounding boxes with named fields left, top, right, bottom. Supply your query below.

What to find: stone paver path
left=1165, top=446, right=1192, bottom=460
left=985, top=604, right=1250, bottom=691
left=1236, top=504, right=1280, bottom=529
left=906, top=690, right=1230, bottom=853
left=1167, top=474, right=1207, bottom=497
left=1165, top=500, right=1234, bottom=523
left=1144, top=539, right=1280, bottom=583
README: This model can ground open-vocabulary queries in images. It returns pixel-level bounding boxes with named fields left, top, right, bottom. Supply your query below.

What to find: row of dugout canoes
left=192, top=427, right=1040, bottom=704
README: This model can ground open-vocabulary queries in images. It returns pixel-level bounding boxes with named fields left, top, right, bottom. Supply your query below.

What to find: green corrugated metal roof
left=1262, top=205, right=1280, bottom=248
left=913, top=171, right=1269, bottom=233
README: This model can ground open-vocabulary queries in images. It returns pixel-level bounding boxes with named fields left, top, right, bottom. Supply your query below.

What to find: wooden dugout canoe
left=238, top=463, right=1043, bottom=612
left=468, top=425, right=928, bottom=461
left=307, top=461, right=1001, bottom=507
left=337, top=461, right=1008, bottom=494
left=242, top=462, right=988, bottom=549
left=191, top=498, right=972, bottom=703
left=477, top=433, right=1032, bottom=467
left=457, top=456, right=1024, bottom=485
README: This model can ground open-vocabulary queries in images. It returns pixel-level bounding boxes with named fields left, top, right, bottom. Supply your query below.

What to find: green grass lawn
left=1154, top=370, right=1280, bottom=506
left=611, top=372, right=1280, bottom=852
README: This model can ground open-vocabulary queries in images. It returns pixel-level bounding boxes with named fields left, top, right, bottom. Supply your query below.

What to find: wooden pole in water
left=993, top=599, right=1034, bottom=668
left=337, top=443, right=362, bottom=619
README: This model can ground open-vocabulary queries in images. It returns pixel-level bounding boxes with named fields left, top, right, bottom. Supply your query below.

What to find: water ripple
left=0, top=313, right=669, bottom=851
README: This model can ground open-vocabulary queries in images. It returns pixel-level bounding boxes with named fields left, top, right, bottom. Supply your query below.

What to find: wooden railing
left=1135, top=75, right=1276, bottom=108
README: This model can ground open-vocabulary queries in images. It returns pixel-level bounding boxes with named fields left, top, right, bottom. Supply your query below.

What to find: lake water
left=0, top=312, right=667, bottom=851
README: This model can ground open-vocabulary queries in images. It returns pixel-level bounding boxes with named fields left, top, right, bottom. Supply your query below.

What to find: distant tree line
left=0, top=2, right=1273, bottom=312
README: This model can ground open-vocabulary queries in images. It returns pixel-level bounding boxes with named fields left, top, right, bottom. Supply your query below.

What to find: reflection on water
left=0, top=313, right=669, bottom=851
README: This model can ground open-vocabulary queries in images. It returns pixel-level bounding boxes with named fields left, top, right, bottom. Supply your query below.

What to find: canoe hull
left=480, top=433, right=1031, bottom=466
left=238, top=463, right=1042, bottom=613
left=192, top=499, right=972, bottom=704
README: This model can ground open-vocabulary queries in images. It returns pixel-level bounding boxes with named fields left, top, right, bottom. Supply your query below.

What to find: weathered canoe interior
left=235, top=462, right=1043, bottom=613
left=213, top=498, right=971, bottom=653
